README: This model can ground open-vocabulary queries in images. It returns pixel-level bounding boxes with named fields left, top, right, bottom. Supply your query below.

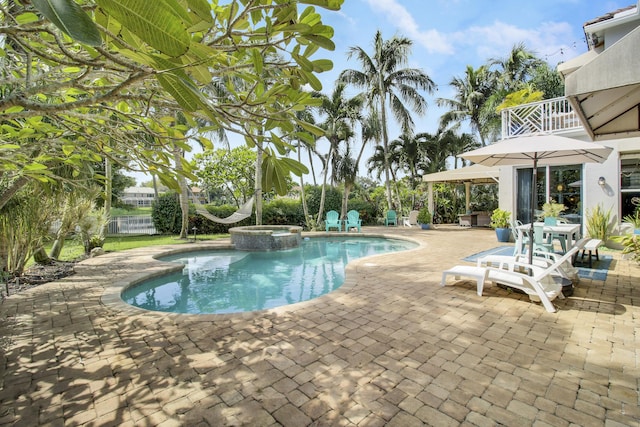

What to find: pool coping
left=98, top=231, right=425, bottom=322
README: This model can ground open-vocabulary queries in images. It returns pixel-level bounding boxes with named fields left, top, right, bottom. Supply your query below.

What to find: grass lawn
left=43, top=233, right=229, bottom=262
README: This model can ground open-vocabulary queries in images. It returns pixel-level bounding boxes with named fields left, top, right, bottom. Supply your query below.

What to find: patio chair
left=442, top=244, right=586, bottom=313
left=533, top=224, right=554, bottom=253
left=479, top=238, right=590, bottom=284
left=385, top=210, right=398, bottom=226
left=344, top=210, right=362, bottom=232
left=404, top=210, right=419, bottom=227
left=325, top=210, right=341, bottom=232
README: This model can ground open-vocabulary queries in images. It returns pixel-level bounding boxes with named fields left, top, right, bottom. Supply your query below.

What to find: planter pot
left=634, top=228, right=640, bottom=235
left=495, top=228, right=511, bottom=242
left=420, top=223, right=430, bottom=230
left=544, top=217, right=558, bottom=226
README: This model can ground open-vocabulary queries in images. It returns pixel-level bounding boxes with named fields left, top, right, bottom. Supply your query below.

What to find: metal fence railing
left=107, top=215, right=157, bottom=235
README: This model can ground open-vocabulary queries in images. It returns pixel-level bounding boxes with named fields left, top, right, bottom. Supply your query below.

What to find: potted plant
left=622, top=207, right=640, bottom=235
left=417, top=207, right=432, bottom=230
left=541, top=200, right=565, bottom=225
left=490, top=208, right=511, bottom=242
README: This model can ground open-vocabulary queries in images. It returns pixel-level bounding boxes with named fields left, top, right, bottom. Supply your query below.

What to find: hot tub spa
left=229, top=225, right=303, bottom=251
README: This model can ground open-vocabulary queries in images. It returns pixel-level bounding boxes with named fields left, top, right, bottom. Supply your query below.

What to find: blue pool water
left=122, top=236, right=417, bottom=314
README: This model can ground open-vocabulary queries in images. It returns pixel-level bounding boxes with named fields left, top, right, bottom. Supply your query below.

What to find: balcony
left=501, top=97, right=583, bottom=139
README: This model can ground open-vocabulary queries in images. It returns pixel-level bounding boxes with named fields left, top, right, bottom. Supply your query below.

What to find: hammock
left=194, top=196, right=254, bottom=224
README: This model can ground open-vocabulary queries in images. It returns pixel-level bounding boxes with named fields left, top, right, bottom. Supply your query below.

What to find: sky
left=128, top=0, right=633, bottom=185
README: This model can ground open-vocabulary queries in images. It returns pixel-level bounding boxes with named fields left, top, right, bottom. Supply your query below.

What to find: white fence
left=107, top=215, right=157, bottom=235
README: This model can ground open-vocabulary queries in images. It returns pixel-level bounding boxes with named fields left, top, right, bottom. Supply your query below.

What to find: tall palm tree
left=314, top=82, right=363, bottom=224
left=340, top=31, right=436, bottom=209
left=436, top=65, right=495, bottom=146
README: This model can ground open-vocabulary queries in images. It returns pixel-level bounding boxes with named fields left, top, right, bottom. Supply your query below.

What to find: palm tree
left=334, top=145, right=357, bottom=219
left=314, top=82, right=363, bottom=224
left=436, top=65, right=495, bottom=146
left=340, top=30, right=435, bottom=209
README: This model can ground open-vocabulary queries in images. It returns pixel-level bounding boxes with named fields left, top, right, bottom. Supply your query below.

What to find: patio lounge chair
left=345, top=210, right=362, bottom=232
left=325, top=210, right=341, bottom=232
left=442, top=244, right=586, bottom=313
left=404, top=210, right=419, bottom=227
left=385, top=210, right=398, bottom=226
left=478, top=238, right=590, bottom=285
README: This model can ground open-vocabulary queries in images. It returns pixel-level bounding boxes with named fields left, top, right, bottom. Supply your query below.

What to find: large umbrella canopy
left=458, top=133, right=613, bottom=263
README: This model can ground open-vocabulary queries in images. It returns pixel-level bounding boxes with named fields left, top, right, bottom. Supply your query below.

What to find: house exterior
left=496, top=2, right=640, bottom=240
left=121, top=186, right=156, bottom=207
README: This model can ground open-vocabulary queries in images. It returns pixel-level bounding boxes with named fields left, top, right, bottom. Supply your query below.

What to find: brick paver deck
left=0, top=225, right=638, bottom=426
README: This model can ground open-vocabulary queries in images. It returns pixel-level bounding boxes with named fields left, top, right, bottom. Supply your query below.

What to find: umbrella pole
left=528, top=155, right=538, bottom=264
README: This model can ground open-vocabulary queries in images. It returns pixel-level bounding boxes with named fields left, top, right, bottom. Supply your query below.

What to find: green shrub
left=417, top=207, right=432, bottom=224
left=151, top=192, right=182, bottom=234
left=263, top=198, right=305, bottom=226
left=305, top=186, right=342, bottom=215
left=347, top=199, right=376, bottom=225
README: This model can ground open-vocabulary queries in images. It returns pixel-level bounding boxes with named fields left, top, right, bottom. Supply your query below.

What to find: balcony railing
left=501, top=97, right=583, bottom=138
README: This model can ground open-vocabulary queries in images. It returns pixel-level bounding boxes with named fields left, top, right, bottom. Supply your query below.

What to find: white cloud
left=362, top=0, right=455, bottom=54
left=457, top=20, right=576, bottom=64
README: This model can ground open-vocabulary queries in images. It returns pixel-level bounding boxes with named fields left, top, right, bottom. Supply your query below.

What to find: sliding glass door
left=516, top=165, right=582, bottom=224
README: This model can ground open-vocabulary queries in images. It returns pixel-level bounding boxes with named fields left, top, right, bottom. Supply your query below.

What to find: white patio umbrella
left=458, top=134, right=613, bottom=263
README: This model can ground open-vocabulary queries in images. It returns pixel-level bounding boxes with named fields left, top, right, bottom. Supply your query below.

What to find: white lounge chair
left=442, top=243, right=588, bottom=313
left=478, top=237, right=591, bottom=284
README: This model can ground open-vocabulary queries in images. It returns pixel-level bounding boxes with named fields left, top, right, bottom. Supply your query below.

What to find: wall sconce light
left=556, top=183, right=564, bottom=192
left=598, top=176, right=606, bottom=188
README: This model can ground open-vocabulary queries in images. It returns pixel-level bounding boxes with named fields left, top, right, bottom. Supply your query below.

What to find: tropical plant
left=417, top=207, right=432, bottom=225
left=622, top=207, right=640, bottom=228
left=542, top=200, right=566, bottom=218
left=340, top=30, right=436, bottom=209
left=612, top=234, right=640, bottom=263
left=313, top=82, right=363, bottom=223
left=490, top=208, right=511, bottom=229
left=585, top=204, right=614, bottom=242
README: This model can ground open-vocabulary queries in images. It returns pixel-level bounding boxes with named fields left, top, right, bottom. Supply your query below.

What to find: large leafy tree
left=194, top=146, right=256, bottom=207
left=0, top=0, right=343, bottom=211
left=340, top=30, right=435, bottom=209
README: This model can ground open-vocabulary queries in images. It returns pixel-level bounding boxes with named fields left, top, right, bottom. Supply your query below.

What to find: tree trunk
left=173, top=148, right=189, bottom=238
left=32, top=247, right=51, bottom=265
left=298, top=143, right=311, bottom=229
left=254, top=141, right=263, bottom=226
left=379, top=94, right=393, bottom=210
left=101, top=156, right=112, bottom=240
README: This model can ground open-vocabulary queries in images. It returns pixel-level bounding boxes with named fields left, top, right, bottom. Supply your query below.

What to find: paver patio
left=0, top=225, right=638, bottom=426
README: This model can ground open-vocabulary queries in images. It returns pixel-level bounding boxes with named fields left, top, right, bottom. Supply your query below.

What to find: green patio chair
left=345, top=210, right=362, bottom=232
left=325, top=210, right=341, bottom=232
left=385, top=210, right=397, bottom=226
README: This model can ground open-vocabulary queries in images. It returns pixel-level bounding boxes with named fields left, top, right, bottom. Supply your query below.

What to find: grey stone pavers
left=0, top=226, right=639, bottom=426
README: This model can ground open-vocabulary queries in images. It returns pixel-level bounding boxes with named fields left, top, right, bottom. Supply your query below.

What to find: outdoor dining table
left=515, top=222, right=582, bottom=255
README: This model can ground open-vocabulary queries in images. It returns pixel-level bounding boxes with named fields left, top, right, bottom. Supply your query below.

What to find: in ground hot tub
left=229, top=225, right=303, bottom=251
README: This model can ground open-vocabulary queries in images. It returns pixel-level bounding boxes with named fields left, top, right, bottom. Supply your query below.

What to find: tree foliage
left=0, top=0, right=343, bottom=211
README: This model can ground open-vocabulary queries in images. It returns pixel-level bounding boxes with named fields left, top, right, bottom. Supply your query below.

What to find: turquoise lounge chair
left=325, top=210, right=341, bottom=232
left=345, top=210, right=362, bottom=232
left=385, top=210, right=397, bottom=226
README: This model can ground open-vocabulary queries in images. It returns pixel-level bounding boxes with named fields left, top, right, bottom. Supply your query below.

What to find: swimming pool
left=122, top=236, right=417, bottom=314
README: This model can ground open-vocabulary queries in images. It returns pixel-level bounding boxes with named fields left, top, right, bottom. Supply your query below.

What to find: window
left=621, top=156, right=640, bottom=218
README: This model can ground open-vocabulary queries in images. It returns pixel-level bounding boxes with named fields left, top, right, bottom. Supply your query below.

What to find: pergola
left=422, top=164, right=500, bottom=215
